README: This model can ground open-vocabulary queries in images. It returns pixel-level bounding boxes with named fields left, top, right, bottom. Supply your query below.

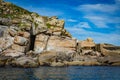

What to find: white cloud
left=24, top=6, right=63, bottom=16
left=84, top=16, right=108, bottom=28
left=116, top=0, right=120, bottom=4
left=67, top=19, right=77, bottom=22
left=69, top=1, right=120, bottom=45
left=84, top=16, right=120, bottom=28
left=66, top=27, right=120, bottom=46
left=35, top=8, right=63, bottom=16
left=74, top=22, right=91, bottom=28
left=76, top=4, right=119, bottom=13
left=116, top=25, right=120, bottom=29
left=85, top=16, right=120, bottom=24
left=75, top=1, right=120, bottom=28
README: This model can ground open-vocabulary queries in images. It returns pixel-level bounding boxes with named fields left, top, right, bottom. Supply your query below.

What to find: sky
left=5, top=0, right=120, bottom=46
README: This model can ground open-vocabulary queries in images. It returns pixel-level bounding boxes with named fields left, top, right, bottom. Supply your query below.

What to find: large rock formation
left=0, top=0, right=120, bottom=67
left=34, top=34, right=49, bottom=53
left=46, top=36, right=76, bottom=52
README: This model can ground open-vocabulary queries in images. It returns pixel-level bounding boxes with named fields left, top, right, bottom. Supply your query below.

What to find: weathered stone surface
left=77, top=38, right=97, bottom=56
left=53, top=31, right=61, bottom=36
left=47, top=17, right=64, bottom=28
left=112, top=62, right=120, bottom=66
left=0, top=56, right=8, bottom=67
left=95, top=43, right=120, bottom=56
left=34, top=34, right=49, bottom=53
left=46, top=17, right=65, bottom=36
left=50, top=62, right=65, bottom=67
left=17, top=31, right=30, bottom=38
left=61, top=29, right=72, bottom=38
left=97, top=55, right=120, bottom=65
left=3, top=49, right=24, bottom=57
left=11, top=18, right=20, bottom=24
left=56, top=51, right=75, bottom=62
left=65, top=61, right=101, bottom=66
left=0, top=25, right=8, bottom=37
left=31, top=13, right=47, bottom=35
left=46, top=36, right=77, bottom=52
left=0, top=36, right=14, bottom=51
left=0, top=55, right=14, bottom=67
left=11, top=44, right=26, bottom=52
left=80, top=38, right=95, bottom=48
left=73, top=55, right=98, bottom=62
left=0, top=48, right=2, bottom=53
left=0, top=18, right=11, bottom=26
left=38, top=51, right=57, bottom=65
left=12, top=56, right=39, bottom=68
left=8, top=28, right=17, bottom=37
left=14, top=36, right=28, bottom=46
left=0, top=0, right=120, bottom=67
left=82, top=50, right=101, bottom=56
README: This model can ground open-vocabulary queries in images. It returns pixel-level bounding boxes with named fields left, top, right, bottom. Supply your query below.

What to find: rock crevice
left=29, top=35, right=36, bottom=50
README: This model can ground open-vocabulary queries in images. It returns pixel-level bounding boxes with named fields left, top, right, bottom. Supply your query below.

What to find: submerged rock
left=65, top=61, right=101, bottom=66
left=51, top=62, right=65, bottom=67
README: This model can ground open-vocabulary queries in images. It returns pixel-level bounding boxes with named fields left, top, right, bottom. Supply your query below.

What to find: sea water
left=0, top=66, right=120, bottom=80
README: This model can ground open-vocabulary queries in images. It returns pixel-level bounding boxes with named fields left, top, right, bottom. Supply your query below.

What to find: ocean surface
left=0, top=66, right=120, bottom=80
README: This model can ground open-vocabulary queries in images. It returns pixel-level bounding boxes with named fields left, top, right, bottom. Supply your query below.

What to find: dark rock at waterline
left=11, top=56, right=39, bottom=68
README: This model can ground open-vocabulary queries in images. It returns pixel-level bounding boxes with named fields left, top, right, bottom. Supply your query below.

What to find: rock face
left=12, top=56, right=39, bottom=68
left=77, top=38, right=102, bottom=57
left=46, top=36, right=76, bottom=52
left=0, top=25, right=31, bottom=59
left=38, top=51, right=57, bottom=66
left=34, top=34, right=49, bottom=53
left=77, top=38, right=95, bottom=54
left=0, top=0, right=120, bottom=67
left=0, top=36, right=14, bottom=51
left=3, top=49, right=24, bottom=57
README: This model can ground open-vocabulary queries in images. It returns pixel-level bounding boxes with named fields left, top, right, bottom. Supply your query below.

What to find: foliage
left=0, top=1, right=31, bottom=19
left=46, top=23, right=51, bottom=28
left=34, top=22, right=38, bottom=28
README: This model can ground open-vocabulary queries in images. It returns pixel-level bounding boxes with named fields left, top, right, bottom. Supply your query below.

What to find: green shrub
left=34, top=22, right=38, bottom=28
left=46, top=23, right=51, bottom=28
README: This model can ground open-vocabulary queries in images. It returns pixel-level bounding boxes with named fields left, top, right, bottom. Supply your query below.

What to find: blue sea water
left=0, top=66, right=120, bottom=80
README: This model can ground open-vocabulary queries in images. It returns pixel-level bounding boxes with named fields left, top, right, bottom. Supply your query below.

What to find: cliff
left=0, top=0, right=120, bottom=67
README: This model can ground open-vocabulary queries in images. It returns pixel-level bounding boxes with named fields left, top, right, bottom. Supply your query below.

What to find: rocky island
left=0, top=0, right=120, bottom=67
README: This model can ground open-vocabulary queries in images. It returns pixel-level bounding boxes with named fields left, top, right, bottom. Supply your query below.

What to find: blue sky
left=5, top=0, right=120, bottom=46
